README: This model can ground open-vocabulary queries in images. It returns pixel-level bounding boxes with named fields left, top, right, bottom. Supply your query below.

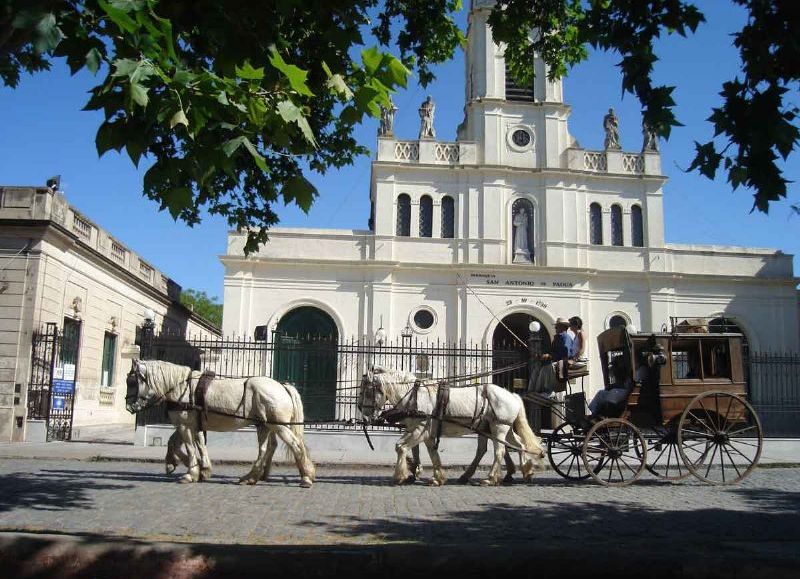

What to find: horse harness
left=166, top=370, right=216, bottom=438
left=380, top=379, right=491, bottom=450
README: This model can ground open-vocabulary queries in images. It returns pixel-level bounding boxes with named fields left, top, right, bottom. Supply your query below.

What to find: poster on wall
left=52, top=379, right=75, bottom=395
left=62, top=364, right=76, bottom=381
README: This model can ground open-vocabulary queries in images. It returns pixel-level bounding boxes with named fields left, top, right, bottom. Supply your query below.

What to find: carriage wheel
left=637, top=423, right=694, bottom=481
left=582, top=418, right=647, bottom=487
left=677, top=391, right=763, bottom=485
left=548, top=423, right=596, bottom=481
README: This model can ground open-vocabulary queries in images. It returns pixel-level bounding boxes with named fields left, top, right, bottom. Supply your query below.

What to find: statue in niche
left=603, top=107, right=621, bottom=150
left=379, top=96, right=397, bottom=137
left=418, top=96, right=436, bottom=139
left=512, top=207, right=532, bottom=264
left=642, top=120, right=659, bottom=152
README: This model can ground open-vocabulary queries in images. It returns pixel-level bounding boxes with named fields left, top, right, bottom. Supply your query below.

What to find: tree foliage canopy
left=179, top=288, right=222, bottom=328
left=1, top=0, right=797, bottom=248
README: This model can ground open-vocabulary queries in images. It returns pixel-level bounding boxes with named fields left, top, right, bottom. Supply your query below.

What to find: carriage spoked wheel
left=677, top=391, right=763, bottom=485
left=548, top=422, right=600, bottom=481
left=582, top=418, right=647, bottom=487
left=637, top=423, right=694, bottom=481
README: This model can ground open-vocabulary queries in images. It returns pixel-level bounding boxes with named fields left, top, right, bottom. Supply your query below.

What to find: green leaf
left=109, top=0, right=145, bottom=11
left=222, top=136, right=247, bottom=157
left=269, top=48, right=314, bottom=97
left=32, top=13, right=64, bottom=54
left=162, top=187, right=193, bottom=220
left=235, top=62, right=265, bottom=81
left=242, top=138, right=269, bottom=172
left=98, top=0, right=140, bottom=34
left=170, top=109, right=189, bottom=129
left=172, top=70, right=194, bottom=86
left=362, top=46, right=382, bottom=75
left=277, top=99, right=317, bottom=147
left=282, top=175, right=317, bottom=212
left=126, top=137, right=146, bottom=167
left=85, top=48, right=102, bottom=74
left=326, top=74, right=354, bottom=100
left=387, top=56, right=409, bottom=89
left=111, top=58, right=139, bottom=78
left=130, top=82, right=149, bottom=107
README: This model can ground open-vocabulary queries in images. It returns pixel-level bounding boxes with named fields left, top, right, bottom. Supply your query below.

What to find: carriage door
left=272, top=307, right=338, bottom=422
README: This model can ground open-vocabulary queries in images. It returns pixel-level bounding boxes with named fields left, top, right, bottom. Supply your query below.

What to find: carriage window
left=702, top=339, right=732, bottom=379
left=671, top=340, right=701, bottom=380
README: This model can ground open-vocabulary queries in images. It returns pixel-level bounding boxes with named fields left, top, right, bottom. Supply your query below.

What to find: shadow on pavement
left=0, top=473, right=134, bottom=513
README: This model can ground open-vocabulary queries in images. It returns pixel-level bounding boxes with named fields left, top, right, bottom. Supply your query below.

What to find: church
left=221, top=0, right=797, bottom=406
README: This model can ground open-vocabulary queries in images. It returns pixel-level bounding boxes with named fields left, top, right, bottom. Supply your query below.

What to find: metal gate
left=27, top=322, right=79, bottom=441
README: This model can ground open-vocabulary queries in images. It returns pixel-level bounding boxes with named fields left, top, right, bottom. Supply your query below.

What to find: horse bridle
left=358, top=372, right=385, bottom=418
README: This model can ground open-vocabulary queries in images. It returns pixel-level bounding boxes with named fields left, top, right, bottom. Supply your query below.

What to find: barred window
left=419, top=195, right=432, bottom=237
left=589, top=203, right=603, bottom=245
left=632, top=205, right=644, bottom=247
left=505, top=60, right=534, bottom=102
left=611, top=204, right=623, bottom=246
left=441, top=196, right=455, bottom=238
left=396, top=194, right=411, bottom=237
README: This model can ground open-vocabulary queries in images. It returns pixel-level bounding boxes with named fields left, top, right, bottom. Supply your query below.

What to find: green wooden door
left=272, top=307, right=338, bottom=421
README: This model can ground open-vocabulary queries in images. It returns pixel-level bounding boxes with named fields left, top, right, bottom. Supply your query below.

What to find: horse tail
left=512, top=396, right=545, bottom=465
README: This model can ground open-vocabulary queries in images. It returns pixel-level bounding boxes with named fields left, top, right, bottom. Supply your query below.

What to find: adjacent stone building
left=0, top=184, right=219, bottom=442
left=221, top=0, right=798, bottom=415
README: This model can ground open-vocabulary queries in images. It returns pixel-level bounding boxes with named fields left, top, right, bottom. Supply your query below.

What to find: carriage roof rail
left=668, top=316, right=742, bottom=336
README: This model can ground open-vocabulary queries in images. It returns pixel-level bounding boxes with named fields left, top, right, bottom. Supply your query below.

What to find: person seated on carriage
left=528, top=317, right=574, bottom=400
left=568, top=316, right=588, bottom=369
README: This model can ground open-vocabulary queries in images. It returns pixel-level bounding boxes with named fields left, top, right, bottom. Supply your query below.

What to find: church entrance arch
left=273, top=306, right=338, bottom=421
left=491, top=312, right=551, bottom=392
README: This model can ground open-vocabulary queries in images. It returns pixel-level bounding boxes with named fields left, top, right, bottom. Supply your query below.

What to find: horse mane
left=140, top=359, right=192, bottom=396
left=372, top=367, right=418, bottom=389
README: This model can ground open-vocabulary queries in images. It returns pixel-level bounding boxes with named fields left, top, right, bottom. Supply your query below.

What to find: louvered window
left=589, top=203, right=603, bottom=245
left=611, top=205, right=623, bottom=246
left=632, top=205, right=644, bottom=247
left=441, top=196, right=455, bottom=238
left=396, top=194, right=411, bottom=237
left=419, top=195, right=432, bottom=237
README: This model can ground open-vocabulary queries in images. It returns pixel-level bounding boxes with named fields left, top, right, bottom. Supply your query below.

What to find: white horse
left=126, top=359, right=315, bottom=487
left=358, top=366, right=544, bottom=486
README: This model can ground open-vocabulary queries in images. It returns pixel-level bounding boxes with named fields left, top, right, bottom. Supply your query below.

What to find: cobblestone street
left=0, top=458, right=798, bottom=577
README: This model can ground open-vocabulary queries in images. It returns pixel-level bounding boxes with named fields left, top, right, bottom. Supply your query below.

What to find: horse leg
left=274, top=425, right=314, bottom=488
left=260, top=430, right=279, bottom=481
left=503, top=449, right=516, bottom=484
left=165, top=429, right=186, bottom=474
left=423, top=438, right=447, bottom=487
left=458, top=434, right=488, bottom=484
left=238, top=425, right=270, bottom=485
left=393, top=423, right=423, bottom=484
left=176, top=421, right=201, bottom=483
left=481, top=423, right=511, bottom=486
left=195, top=430, right=212, bottom=481
left=407, top=445, right=423, bottom=480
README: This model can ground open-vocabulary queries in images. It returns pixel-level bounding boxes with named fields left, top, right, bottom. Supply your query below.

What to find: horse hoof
left=300, top=477, right=313, bottom=488
left=428, top=479, right=440, bottom=487
left=523, top=475, right=535, bottom=484
left=200, top=469, right=212, bottom=481
left=178, top=475, right=195, bottom=484
left=480, top=478, right=499, bottom=486
left=238, top=477, right=257, bottom=485
left=166, top=464, right=176, bottom=475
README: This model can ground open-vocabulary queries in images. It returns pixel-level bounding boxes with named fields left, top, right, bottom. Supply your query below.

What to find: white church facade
left=221, top=0, right=798, bottom=400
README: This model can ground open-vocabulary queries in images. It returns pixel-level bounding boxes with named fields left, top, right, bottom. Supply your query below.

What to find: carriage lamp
left=374, top=326, right=387, bottom=346
left=529, top=321, right=541, bottom=333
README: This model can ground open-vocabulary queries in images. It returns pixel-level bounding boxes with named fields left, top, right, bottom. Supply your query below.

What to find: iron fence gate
left=748, top=352, right=800, bottom=437
left=135, top=332, right=530, bottom=429
left=27, top=322, right=79, bottom=441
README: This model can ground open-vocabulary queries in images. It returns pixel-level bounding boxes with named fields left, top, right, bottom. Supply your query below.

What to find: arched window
left=611, top=204, right=623, bottom=246
left=396, top=194, right=410, bottom=237
left=419, top=195, right=432, bottom=237
left=589, top=203, right=603, bottom=245
left=631, top=205, right=644, bottom=247
left=511, top=198, right=534, bottom=264
left=441, top=196, right=455, bottom=239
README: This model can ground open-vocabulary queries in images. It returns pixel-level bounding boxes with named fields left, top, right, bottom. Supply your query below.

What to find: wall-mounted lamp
left=529, top=320, right=541, bottom=333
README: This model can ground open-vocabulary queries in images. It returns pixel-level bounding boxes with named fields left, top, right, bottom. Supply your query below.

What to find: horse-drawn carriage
left=542, top=326, right=763, bottom=486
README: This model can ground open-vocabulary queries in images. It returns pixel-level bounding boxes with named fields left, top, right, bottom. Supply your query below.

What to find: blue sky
left=1, top=1, right=797, bottom=302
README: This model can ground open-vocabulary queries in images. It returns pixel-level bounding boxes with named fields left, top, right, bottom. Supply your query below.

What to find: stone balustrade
left=568, top=147, right=661, bottom=176
left=377, top=137, right=478, bottom=166
left=0, top=185, right=180, bottom=300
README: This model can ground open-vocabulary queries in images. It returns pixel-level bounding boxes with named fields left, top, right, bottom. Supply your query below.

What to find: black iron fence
left=134, top=331, right=800, bottom=437
left=135, top=332, right=530, bottom=429
left=748, top=351, right=800, bottom=437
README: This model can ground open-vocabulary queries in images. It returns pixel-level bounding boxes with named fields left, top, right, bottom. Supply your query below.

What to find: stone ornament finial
left=603, top=107, right=621, bottom=150
left=642, top=119, right=659, bottom=152
left=418, top=96, right=436, bottom=139
left=378, top=96, right=398, bottom=137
